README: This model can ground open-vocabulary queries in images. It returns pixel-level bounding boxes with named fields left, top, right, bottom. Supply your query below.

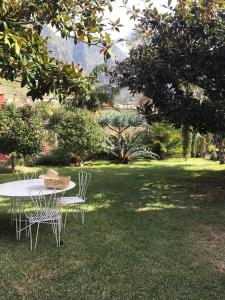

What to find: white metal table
left=0, top=178, right=76, bottom=197
left=0, top=179, right=76, bottom=239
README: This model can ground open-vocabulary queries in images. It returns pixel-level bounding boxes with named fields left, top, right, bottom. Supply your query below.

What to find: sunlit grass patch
left=135, top=202, right=188, bottom=212
left=0, top=159, right=225, bottom=299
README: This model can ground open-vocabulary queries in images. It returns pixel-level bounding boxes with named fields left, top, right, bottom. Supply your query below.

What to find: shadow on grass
left=0, top=161, right=225, bottom=298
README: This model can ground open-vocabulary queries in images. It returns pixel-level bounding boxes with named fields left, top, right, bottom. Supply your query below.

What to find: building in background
left=0, top=79, right=27, bottom=105
left=0, top=93, right=4, bottom=105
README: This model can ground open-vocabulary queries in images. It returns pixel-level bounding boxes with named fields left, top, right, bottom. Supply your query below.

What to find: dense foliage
left=0, top=0, right=120, bottom=101
left=115, top=0, right=225, bottom=135
left=0, top=105, right=44, bottom=170
left=99, top=111, right=143, bottom=132
left=142, top=122, right=182, bottom=160
left=54, top=109, right=104, bottom=164
left=65, top=64, right=120, bottom=110
left=36, top=147, right=73, bottom=166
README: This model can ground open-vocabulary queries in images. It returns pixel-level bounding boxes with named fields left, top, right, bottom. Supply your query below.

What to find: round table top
left=0, top=179, right=76, bottom=197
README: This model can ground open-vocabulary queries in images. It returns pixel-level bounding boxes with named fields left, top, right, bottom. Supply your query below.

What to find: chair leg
left=11, top=198, right=17, bottom=227
left=18, top=214, right=21, bottom=240
left=25, top=218, right=29, bottom=238
left=75, top=206, right=79, bottom=219
left=81, top=207, right=84, bottom=225
left=18, top=200, right=21, bottom=241
left=18, top=198, right=25, bottom=241
left=52, top=220, right=58, bottom=246
left=34, top=223, right=40, bottom=249
left=51, top=220, right=55, bottom=235
left=10, top=198, right=13, bottom=227
left=63, top=211, right=68, bottom=230
left=29, top=224, right=33, bottom=251
left=58, top=219, right=61, bottom=247
left=15, top=214, right=18, bottom=240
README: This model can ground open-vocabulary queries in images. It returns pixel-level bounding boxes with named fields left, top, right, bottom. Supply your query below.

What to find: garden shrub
left=36, top=147, right=73, bottom=166
left=55, top=109, right=104, bottom=164
left=210, top=151, right=218, bottom=161
left=142, top=122, right=182, bottom=159
left=0, top=104, right=44, bottom=170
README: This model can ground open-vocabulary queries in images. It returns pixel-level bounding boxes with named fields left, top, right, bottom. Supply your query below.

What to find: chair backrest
left=16, top=170, right=43, bottom=180
left=78, top=172, right=91, bottom=200
left=28, top=190, right=58, bottom=214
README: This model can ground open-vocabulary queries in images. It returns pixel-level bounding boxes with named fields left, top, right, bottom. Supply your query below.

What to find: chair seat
left=59, top=196, right=85, bottom=206
left=26, top=209, right=61, bottom=223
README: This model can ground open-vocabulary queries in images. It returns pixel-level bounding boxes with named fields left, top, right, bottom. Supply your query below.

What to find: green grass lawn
left=1, top=159, right=225, bottom=299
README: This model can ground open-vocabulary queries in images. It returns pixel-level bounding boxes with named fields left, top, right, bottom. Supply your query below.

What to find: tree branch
left=121, top=125, right=131, bottom=133
left=107, top=125, right=119, bottom=133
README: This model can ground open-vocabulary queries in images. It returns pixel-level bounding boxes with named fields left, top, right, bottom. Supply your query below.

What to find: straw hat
left=39, top=169, right=59, bottom=179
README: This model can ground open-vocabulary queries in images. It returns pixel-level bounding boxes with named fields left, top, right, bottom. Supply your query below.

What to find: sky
left=107, top=0, right=177, bottom=42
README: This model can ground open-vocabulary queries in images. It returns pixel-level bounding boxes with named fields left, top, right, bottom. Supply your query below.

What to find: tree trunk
left=201, top=138, right=207, bottom=158
left=218, top=140, right=225, bottom=164
left=11, top=156, right=15, bottom=172
left=116, top=131, right=124, bottom=163
left=215, top=134, right=225, bottom=164
left=182, top=125, right=192, bottom=161
left=191, top=131, right=197, bottom=158
left=219, top=153, right=225, bottom=164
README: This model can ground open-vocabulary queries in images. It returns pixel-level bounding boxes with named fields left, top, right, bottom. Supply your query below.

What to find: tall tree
left=115, top=0, right=225, bottom=142
left=182, top=126, right=192, bottom=161
left=0, top=0, right=121, bottom=101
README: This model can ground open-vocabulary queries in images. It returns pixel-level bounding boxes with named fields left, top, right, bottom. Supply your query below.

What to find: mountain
left=1, top=27, right=136, bottom=107
left=42, top=26, right=138, bottom=108
left=42, top=26, right=127, bottom=74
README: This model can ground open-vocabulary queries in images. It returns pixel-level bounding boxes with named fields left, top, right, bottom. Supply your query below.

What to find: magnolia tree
left=115, top=0, right=225, bottom=162
left=0, top=105, right=44, bottom=170
left=0, top=0, right=122, bottom=102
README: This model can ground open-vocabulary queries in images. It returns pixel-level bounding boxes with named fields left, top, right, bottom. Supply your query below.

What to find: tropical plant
left=142, top=123, right=182, bottom=160
left=104, top=132, right=158, bottom=163
left=99, top=111, right=143, bottom=156
left=33, top=101, right=59, bottom=123
left=85, top=64, right=120, bottom=111
left=86, top=85, right=120, bottom=111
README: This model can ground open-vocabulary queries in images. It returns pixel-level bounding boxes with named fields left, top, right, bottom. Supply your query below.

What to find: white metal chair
left=13, top=170, right=43, bottom=238
left=16, top=170, right=42, bottom=180
left=58, top=172, right=91, bottom=228
left=22, top=191, right=62, bottom=250
left=12, top=171, right=33, bottom=226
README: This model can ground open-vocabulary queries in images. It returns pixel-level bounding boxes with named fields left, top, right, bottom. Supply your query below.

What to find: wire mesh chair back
left=78, top=172, right=91, bottom=200
left=28, top=190, right=58, bottom=214
left=16, top=170, right=43, bottom=180
left=25, top=190, right=61, bottom=250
